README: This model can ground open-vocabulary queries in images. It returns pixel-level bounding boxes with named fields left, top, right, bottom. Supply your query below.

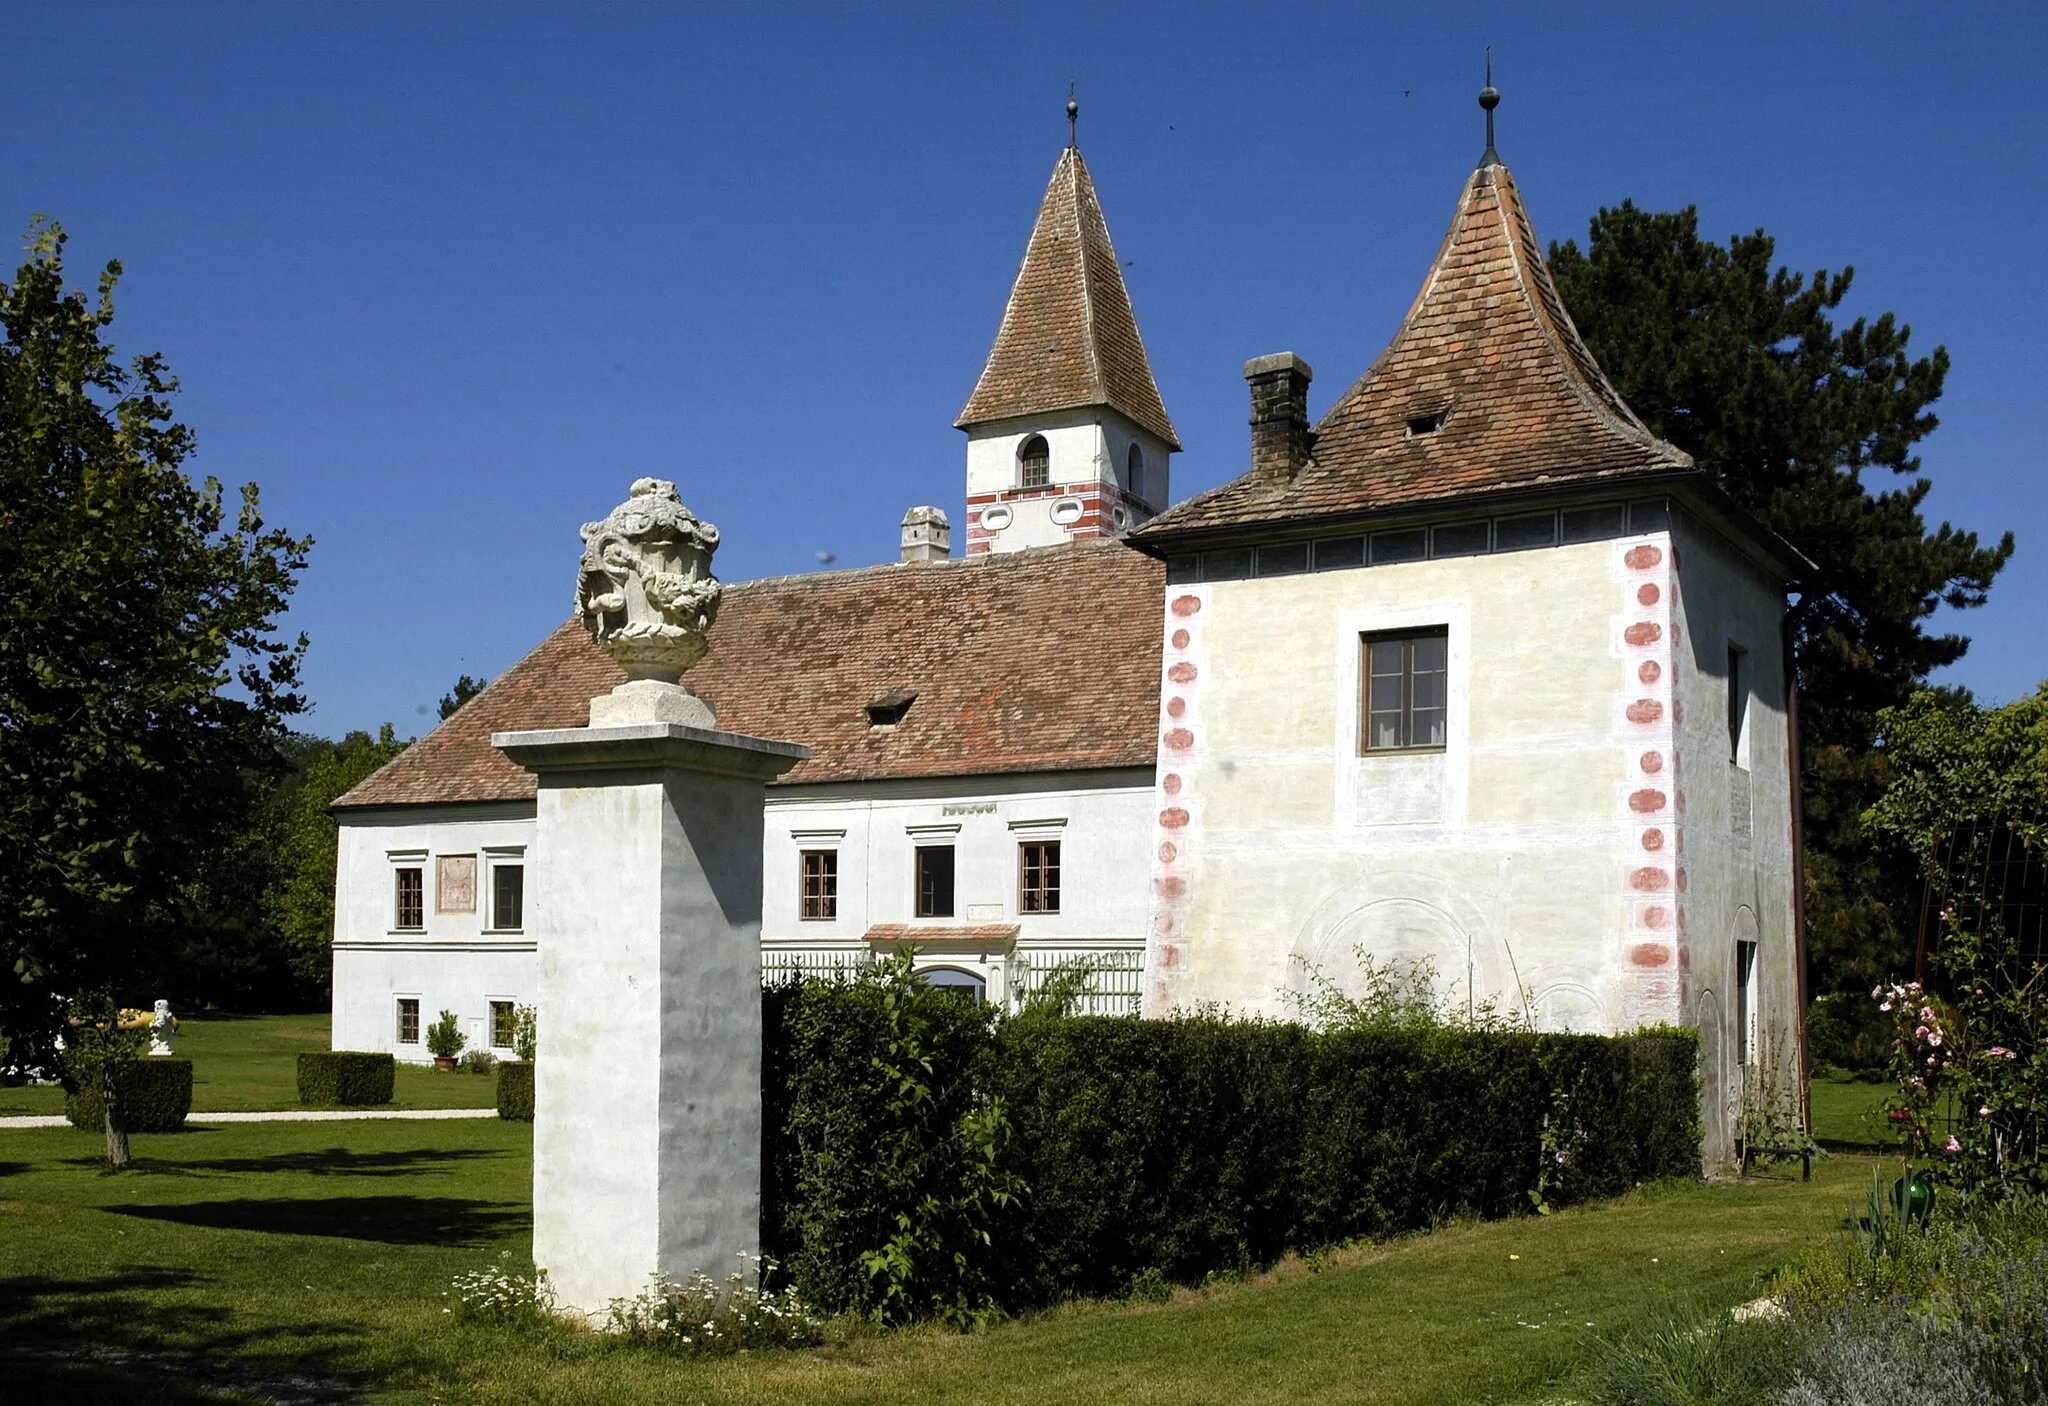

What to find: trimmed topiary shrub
left=762, top=964, right=1700, bottom=1319
left=64, top=1058, right=193, bottom=1132
left=497, top=1060, right=533, bottom=1121
left=296, top=1051, right=395, bottom=1106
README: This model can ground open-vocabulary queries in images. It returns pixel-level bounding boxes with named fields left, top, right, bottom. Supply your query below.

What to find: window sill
left=1358, top=746, right=1449, bottom=758
left=389, top=927, right=427, bottom=936
left=480, top=928, right=524, bottom=936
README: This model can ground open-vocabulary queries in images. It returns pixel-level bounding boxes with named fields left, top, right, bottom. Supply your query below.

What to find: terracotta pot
left=434, top=1055, right=457, bottom=1072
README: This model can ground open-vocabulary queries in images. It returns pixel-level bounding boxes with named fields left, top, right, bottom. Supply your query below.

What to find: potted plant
left=426, top=1009, right=467, bottom=1071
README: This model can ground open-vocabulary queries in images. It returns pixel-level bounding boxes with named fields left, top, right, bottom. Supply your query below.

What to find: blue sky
left=5, top=2, right=2041, bottom=737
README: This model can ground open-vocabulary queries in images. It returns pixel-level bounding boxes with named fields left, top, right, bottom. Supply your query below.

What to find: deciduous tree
left=0, top=218, right=309, bottom=1052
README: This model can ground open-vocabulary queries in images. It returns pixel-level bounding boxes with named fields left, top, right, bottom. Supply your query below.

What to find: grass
left=0, top=1013, right=501, bottom=1119
left=1807, top=1067, right=1892, bottom=1151
left=0, top=1114, right=1888, bottom=1405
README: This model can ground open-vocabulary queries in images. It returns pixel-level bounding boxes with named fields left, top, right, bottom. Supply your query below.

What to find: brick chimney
left=1244, top=352, right=1314, bottom=480
left=900, top=505, right=951, bottom=563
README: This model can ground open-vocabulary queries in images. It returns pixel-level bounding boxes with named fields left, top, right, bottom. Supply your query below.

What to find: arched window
left=916, top=966, right=987, bottom=1002
left=1126, top=443, right=1145, bottom=499
left=1018, top=435, right=1050, bottom=488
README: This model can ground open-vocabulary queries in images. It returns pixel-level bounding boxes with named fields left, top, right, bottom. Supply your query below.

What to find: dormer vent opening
left=1406, top=409, right=1451, bottom=438
left=866, top=692, right=916, bottom=728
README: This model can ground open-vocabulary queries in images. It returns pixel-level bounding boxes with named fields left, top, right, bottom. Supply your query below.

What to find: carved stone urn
left=574, top=478, right=724, bottom=727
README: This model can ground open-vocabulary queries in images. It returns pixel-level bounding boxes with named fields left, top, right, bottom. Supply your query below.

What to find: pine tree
left=1551, top=203, right=2015, bottom=993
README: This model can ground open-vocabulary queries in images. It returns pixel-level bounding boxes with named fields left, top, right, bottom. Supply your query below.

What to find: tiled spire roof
left=1136, top=152, right=1693, bottom=540
left=957, top=146, right=1181, bottom=450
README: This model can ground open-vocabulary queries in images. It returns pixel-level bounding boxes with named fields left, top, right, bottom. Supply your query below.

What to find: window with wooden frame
left=396, top=997, right=421, bottom=1045
left=490, top=1000, right=517, bottom=1050
left=393, top=867, right=425, bottom=930
left=1361, top=628, right=1449, bottom=752
left=1018, top=435, right=1050, bottom=488
left=1019, top=840, right=1061, bottom=914
left=1126, top=443, right=1144, bottom=500
left=801, top=850, right=838, bottom=920
left=915, top=845, right=956, bottom=919
left=490, top=862, right=524, bottom=931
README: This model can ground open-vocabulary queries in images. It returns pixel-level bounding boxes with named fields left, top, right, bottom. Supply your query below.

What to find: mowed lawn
left=0, top=1013, right=500, bottom=1118
left=0, top=1111, right=1898, bottom=1406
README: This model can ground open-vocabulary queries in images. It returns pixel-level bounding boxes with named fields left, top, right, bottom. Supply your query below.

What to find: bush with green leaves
left=425, top=1009, right=466, bottom=1060
left=295, top=1051, right=394, bottom=1105
left=513, top=1003, right=537, bottom=1063
left=762, top=954, right=1699, bottom=1321
left=497, top=1060, right=533, bottom=1122
left=64, top=1057, right=191, bottom=1132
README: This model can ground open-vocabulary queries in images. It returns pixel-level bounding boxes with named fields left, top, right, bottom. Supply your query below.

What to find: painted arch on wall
left=1285, top=870, right=1529, bottom=1025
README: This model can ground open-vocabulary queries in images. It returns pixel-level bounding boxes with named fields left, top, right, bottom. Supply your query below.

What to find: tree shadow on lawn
left=110, top=1194, right=529, bottom=1247
left=0, top=1161, right=32, bottom=1178
left=0, top=1266, right=370, bottom=1402
left=181, top=1146, right=512, bottom=1178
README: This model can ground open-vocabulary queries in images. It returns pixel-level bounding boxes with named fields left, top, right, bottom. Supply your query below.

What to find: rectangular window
left=1255, top=542, right=1309, bottom=576
left=1727, top=643, right=1750, bottom=766
left=490, top=1000, right=516, bottom=1050
left=1431, top=521, right=1490, bottom=557
left=396, top=998, right=420, bottom=1045
left=1369, top=529, right=1427, bottom=564
left=491, top=863, right=524, bottom=931
left=1019, top=841, right=1061, bottom=914
left=1493, top=512, right=1557, bottom=551
left=801, top=850, right=838, bottom=920
left=1735, top=940, right=1759, bottom=1067
left=1313, top=537, right=1364, bottom=570
left=1362, top=629, right=1449, bottom=752
left=915, top=845, right=956, bottom=919
left=394, top=867, right=424, bottom=930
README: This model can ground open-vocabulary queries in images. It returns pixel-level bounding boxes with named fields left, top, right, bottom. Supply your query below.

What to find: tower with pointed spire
left=1125, top=70, right=1808, bottom=1173
left=957, top=101, right=1181, bottom=555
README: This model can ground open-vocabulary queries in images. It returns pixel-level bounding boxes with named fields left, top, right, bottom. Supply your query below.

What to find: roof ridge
left=1068, top=151, right=1107, bottom=415
left=1484, top=164, right=1682, bottom=462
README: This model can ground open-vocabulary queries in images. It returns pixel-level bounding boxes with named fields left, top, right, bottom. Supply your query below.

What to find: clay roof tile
left=333, top=539, right=1164, bottom=810
left=1136, top=154, right=1693, bottom=541
left=956, top=146, right=1180, bottom=450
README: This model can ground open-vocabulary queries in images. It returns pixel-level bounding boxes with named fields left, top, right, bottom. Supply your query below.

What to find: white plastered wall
left=965, top=408, right=1173, bottom=550
left=332, top=803, right=538, bottom=1061
left=1667, top=515, right=1801, bottom=1169
left=762, top=770, right=1155, bottom=1000
left=1146, top=533, right=1697, bottom=1036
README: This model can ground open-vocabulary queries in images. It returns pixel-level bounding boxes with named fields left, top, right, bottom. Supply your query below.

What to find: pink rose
left=1944, top=1136, right=1961, bottom=1153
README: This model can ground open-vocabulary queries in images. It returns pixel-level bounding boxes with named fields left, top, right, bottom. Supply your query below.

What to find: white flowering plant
left=605, top=1255, right=823, bottom=1354
left=443, top=1251, right=554, bottom=1326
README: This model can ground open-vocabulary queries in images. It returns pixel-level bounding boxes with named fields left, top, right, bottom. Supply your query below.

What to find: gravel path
left=0, top=1107, right=499, bottom=1130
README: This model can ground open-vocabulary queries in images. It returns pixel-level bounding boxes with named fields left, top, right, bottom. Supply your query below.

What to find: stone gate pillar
left=493, top=476, right=804, bottom=1318
left=495, top=720, right=804, bottom=1317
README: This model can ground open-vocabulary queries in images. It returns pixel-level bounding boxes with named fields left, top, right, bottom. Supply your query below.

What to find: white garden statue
left=145, top=999, right=178, bottom=1057
left=574, top=477, right=724, bottom=728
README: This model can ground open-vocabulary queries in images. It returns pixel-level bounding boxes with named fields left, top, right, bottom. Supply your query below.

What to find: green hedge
left=497, top=1061, right=534, bottom=1121
left=762, top=975, right=1699, bottom=1318
left=64, top=1058, right=193, bottom=1132
left=296, top=1051, right=395, bottom=1105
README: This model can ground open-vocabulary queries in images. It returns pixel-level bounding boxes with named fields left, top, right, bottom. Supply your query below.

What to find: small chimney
left=900, top=505, right=951, bottom=563
left=1244, top=352, right=1314, bottom=480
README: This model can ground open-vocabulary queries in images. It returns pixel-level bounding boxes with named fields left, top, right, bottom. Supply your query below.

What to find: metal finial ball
left=1067, top=97, right=1079, bottom=121
left=1479, top=85, right=1500, bottom=112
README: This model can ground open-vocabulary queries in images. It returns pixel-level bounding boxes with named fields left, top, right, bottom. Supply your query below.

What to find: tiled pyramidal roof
left=956, top=146, right=1181, bottom=450
left=333, top=539, right=1164, bottom=809
left=1137, top=153, right=1693, bottom=540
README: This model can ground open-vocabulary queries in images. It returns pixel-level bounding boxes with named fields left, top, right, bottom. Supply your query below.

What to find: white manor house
left=331, top=113, right=1806, bottom=1166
